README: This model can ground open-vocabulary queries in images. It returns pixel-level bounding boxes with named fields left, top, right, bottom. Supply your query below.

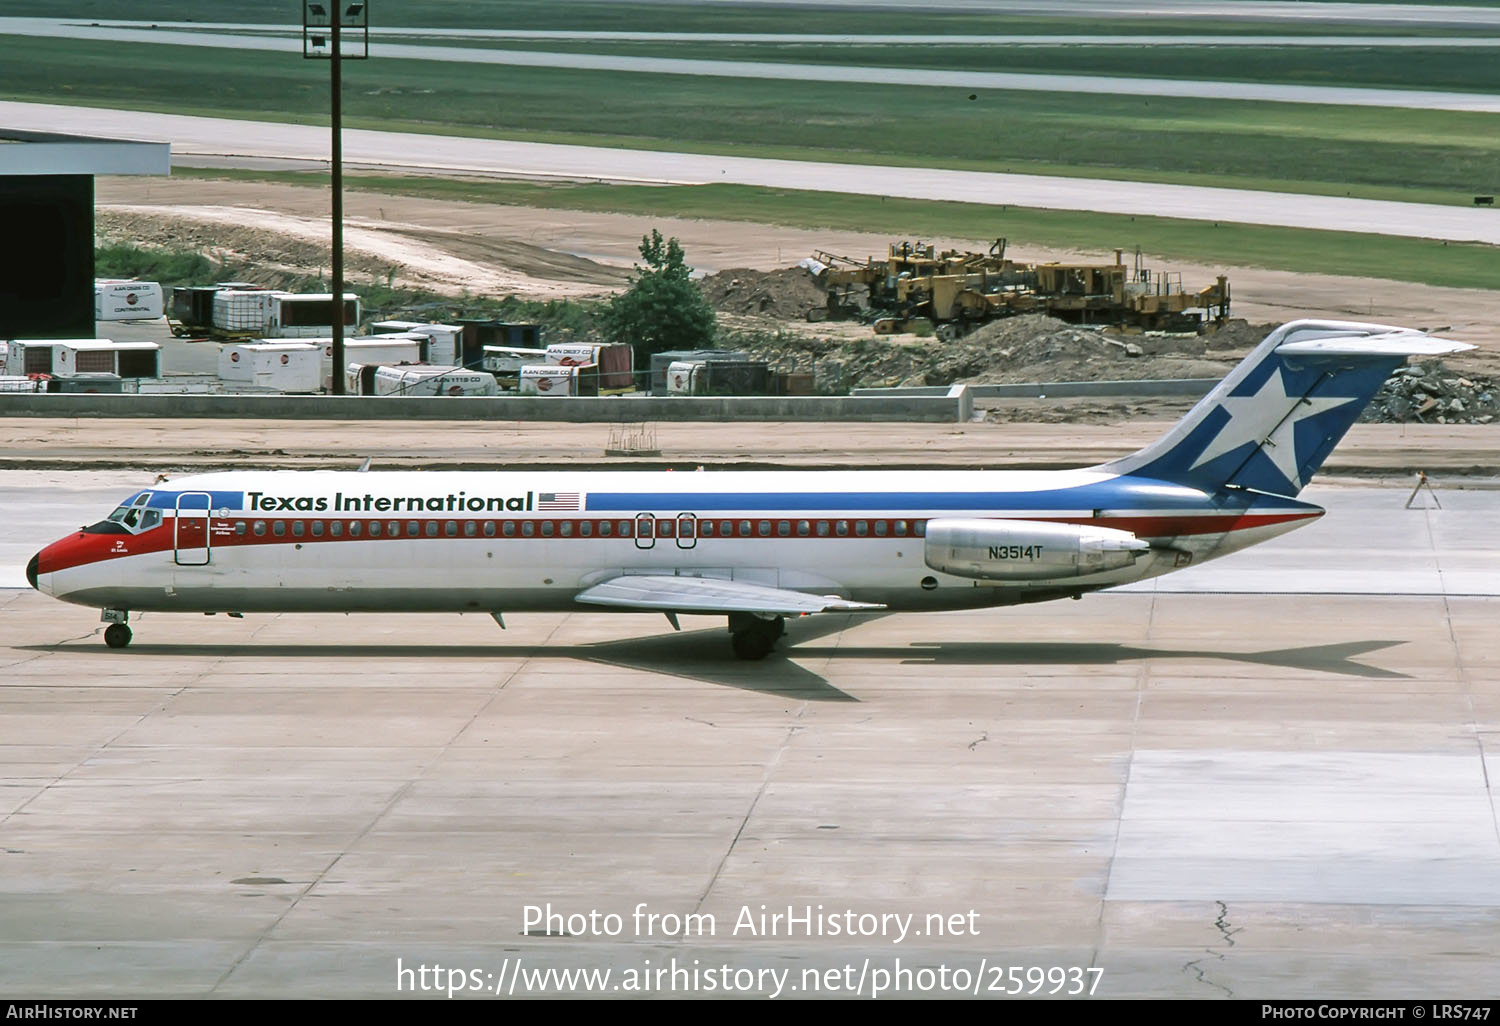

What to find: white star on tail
left=1190, top=368, right=1358, bottom=491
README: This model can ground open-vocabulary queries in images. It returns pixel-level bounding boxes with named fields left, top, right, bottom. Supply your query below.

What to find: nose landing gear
left=101, top=610, right=132, bottom=649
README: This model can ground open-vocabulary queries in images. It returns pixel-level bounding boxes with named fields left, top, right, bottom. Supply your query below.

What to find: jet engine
left=923, top=518, right=1151, bottom=581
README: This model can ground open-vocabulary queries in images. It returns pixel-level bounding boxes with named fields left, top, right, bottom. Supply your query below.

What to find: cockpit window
left=92, top=492, right=157, bottom=535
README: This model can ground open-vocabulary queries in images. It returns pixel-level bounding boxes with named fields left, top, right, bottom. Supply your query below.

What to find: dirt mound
left=951, top=314, right=1236, bottom=383
left=699, top=267, right=827, bottom=320
left=1203, top=318, right=1275, bottom=352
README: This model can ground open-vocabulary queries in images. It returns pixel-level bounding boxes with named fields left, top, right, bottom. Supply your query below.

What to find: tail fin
left=1100, top=320, right=1473, bottom=497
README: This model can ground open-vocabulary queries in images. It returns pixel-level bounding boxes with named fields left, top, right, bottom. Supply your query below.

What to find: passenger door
left=174, top=492, right=211, bottom=566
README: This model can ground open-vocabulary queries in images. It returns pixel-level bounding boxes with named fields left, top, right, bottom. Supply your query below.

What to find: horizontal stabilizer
left=1276, top=333, right=1474, bottom=358
left=576, top=575, right=885, bottom=615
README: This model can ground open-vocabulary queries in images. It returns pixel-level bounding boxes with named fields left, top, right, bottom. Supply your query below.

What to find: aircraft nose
left=26, top=552, right=39, bottom=591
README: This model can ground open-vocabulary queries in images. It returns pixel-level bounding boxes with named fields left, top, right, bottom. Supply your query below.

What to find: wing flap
left=575, top=575, right=884, bottom=615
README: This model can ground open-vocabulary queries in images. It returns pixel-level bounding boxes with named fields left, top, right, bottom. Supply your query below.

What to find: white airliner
left=28, top=320, right=1469, bottom=659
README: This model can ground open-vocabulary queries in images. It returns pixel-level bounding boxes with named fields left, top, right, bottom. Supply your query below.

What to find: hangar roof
left=0, top=129, right=169, bottom=175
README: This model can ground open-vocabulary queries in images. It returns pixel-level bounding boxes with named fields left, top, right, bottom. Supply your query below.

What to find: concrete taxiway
left=2, top=464, right=1498, bottom=998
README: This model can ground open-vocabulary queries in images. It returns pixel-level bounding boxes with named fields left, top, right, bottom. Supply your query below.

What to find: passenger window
left=311, top=521, right=324, bottom=537
left=388, top=521, right=400, bottom=536
left=273, top=521, right=286, bottom=537
left=522, top=521, right=535, bottom=537
left=599, top=521, right=612, bottom=537
left=444, top=521, right=457, bottom=537
left=894, top=521, right=907, bottom=537
left=235, top=521, right=247, bottom=536
left=700, top=521, right=714, bottom=537
left=855, top=521, right=867, bottom=537
left=874, top=521, right=887, bottom=537
left=618, top=520, right=632, bottom=538
left=464, top=521, right=477, bottom=537
left=739, top=520, right=752, bottom=537
left=368, top=521, right=381, bottom=537
left=560, top=521, right=573, bottom=537
left=758, top=520, right=771, bottom=537
left=330, top=521, right=343, bottom=537
left=720, top=520, right=733, bottom=536
left=835, top=521, right=848, bottom=537
left=817, top=521, right=830, bottom=537
left=292, top=521, right=305, bottom=537
left=413, top=521, right=426, bottom=537
left=541, top=521, right=554, bottom=537
left=777, top=521, right=791, bottom=537
left=658, top=521, right=674, bottom=538
left=579, top=521, right=592, bottom=537
left=678, top=519, right=693, bottom=538
left=483, top=521, right=496, bottom=537
left=503, top=521, right=516, bottom=537
left=253, top=520, right=267, bottom=536
left=914, top=521, right=926, bottom=537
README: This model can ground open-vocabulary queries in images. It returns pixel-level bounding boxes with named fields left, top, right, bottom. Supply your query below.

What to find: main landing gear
left=728, top=613, right=785, bottom=661
left=101, top=610, right=131, bottom=649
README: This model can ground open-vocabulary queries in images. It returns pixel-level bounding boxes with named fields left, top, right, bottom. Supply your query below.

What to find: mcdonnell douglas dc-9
left=27, top=320, right=1468, bottom=659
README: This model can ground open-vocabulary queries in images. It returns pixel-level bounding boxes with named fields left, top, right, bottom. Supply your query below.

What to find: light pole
left=303, top=3, right=368, bottom=395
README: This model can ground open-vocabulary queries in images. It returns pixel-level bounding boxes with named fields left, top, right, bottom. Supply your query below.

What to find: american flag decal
left=537, top=492, right=583, bottom=511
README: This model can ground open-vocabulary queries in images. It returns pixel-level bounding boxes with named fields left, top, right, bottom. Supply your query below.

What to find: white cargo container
left=313, top=336, right=429, bottom=365
left=482, top=345, right=548, bottom=376
left=413, top=323, right=465, bottom=365
left=94, top=279, right=164, bottom=321
left=267, top=293, right=360, bottom=338
left=0, top=375, right=42, bottom=393
left=372, top=364, right=498, bottom=397
left=4, top=339, right=160, bottom=378
left=218, top=342, right=322, bottom=393
left=665, top=360, right=706, bottom=395
left=546, top=342, right=634, bottom=392
left=318, top=337, right=429, bottom=390
left=368, top=320, right=427, bottom=335
left=519, top=363, right=599, bottom=397
left=212, top=290, right=275, bottom=333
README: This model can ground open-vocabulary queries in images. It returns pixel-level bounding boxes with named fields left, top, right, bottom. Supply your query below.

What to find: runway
left=2, top=471, right=1498, bottom=997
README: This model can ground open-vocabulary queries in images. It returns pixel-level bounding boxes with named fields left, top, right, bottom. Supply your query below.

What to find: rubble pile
left=698, top=267, right=827, bottom=320
left=1362, top=361, right=1497, bottom=424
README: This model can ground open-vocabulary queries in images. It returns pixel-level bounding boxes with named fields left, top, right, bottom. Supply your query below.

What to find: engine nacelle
left=923, top=518, right=1151, bottom=581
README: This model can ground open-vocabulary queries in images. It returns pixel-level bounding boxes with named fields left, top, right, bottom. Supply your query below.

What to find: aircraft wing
left=575, top=575, right=885, bottom=615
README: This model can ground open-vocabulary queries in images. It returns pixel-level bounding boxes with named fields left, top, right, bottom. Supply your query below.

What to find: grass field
left=7, top=34, right=1500, bottom=206
left=165, top=167, right=1500, bottom=292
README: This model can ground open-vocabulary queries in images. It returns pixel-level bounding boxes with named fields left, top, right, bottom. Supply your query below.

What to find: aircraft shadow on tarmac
left=34, top=617, right=1409, bottom=700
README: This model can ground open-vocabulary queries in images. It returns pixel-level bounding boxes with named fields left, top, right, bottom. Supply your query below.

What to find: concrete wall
left=0, top=392, right=969, bottom=422
left=852, top=378, right=1218, bottom=399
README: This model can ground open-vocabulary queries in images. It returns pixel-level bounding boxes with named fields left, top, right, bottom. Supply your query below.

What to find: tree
left=603, top=229, right=716, bottom=369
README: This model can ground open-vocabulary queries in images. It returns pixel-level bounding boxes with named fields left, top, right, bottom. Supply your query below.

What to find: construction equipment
left=809, top=241, right=1230, bottom=335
